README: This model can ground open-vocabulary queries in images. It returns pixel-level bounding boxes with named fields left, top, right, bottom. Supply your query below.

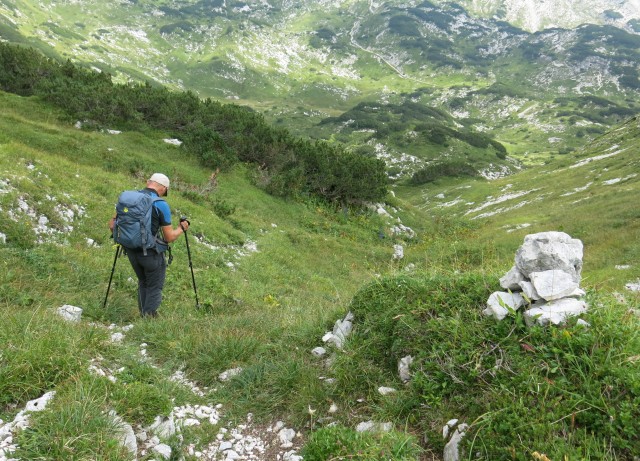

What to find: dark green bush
left=410, top=160, right=477, bottom=184
left=212, top=198, right=236, bottom=219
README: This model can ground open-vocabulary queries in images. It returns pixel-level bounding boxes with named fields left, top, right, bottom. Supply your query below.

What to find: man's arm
left=162, top=220, right=189, bottom=243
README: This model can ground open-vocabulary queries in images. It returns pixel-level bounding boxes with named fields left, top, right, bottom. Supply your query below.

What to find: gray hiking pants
left=126, top=249, right=166, bottom=317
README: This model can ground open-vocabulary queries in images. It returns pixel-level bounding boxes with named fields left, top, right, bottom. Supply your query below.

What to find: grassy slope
left=1, top=90, right=639, bottom=459
left=394, top=115, right=640, bottom=293
left=0, top=89, right=407, bottom=450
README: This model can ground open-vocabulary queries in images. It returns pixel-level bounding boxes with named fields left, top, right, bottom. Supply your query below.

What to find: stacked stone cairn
left=483, top=231, right=588, bottom=326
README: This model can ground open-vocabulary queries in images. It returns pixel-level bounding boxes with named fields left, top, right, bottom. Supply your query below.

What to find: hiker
left=108, top=173, right=189, bottom=317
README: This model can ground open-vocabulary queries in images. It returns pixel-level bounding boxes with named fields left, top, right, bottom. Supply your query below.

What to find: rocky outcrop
left=484, top=232, right=588, bottom=326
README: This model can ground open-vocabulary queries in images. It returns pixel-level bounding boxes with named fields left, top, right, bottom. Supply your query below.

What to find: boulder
left=515, top=232, right=583, bottom=282
left=483, top=291, right=526, bottom=320
left=499, top=266, right=526, bottom=291
left=530, top=270, right=579, bottom=301
left=524, top=298, right=588, bottom=327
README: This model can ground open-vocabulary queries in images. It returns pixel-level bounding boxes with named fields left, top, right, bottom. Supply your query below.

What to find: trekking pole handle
left=180, top=216, right=190, bottom=230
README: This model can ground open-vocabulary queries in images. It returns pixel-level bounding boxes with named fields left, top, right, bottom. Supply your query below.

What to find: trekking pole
left=103, top=244, right=121, bottom=308
left=181, top=217, right=200, bottom=309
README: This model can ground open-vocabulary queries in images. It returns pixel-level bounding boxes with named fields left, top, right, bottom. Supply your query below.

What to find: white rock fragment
left=163, top=138, right=183, bottom=146
left=392, top=244, right=404, bottom=260
left=323, top=312, right=354, bottom=349
left=219, top=367, right=243, bottom=382
left=518, top=281, right=541, bottom=301
left=219, top=441, right=233, bottom=451
left=311, top=347, right=326, bottom=357
left=398, top=355, right=413, bottom=383
left=57, top=304, right=83, bottom=322
left=442, top=419, right=458, bottom=439
left=111, top=332, right=125, bottom=342
left=153, top=443, right=172, bottom=459
left=110, top=412, right=137, bottom=457
left=378, top=386, right=397, bottom=396
left=356, top=421, right=393, bottom=433
left=278, top=428, right=296, bottom=447
left=443, top=422, right=469, bottom=461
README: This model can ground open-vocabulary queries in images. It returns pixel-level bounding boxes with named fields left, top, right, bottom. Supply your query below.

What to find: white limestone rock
left=147, top=415, right=176, bottom=438
left=219, top=367, right=243, bottom=382
left=515, top=232, right=583, bottom=282
left=530, top=270, right=579, bottom=301
left=443, top=422, right=468, bottom=461
left=377, top=386, right=397, bottom=396
left=153, top=443, right=172, bottom=460
left=483, top=291, right=526, bottom=320
left=499, top=266, right=526, bottom=290
left=356, top=421, right=393, bottom=433
left=398, top=355, right=413, bottom=383
left=57, top=305, right=83, bottom=322
left=24, top=392, right=55, bottom=412
left=278, top=428, right=296, bottom=447
left=518, top=281, right=541, bottom=301
left=109, top=411, right=137, bottom=457
left=311, top=347, right=327, bottom=357
left=524, top=298, right=588, bottom=327
left=324, top=312, right=354, bottom=349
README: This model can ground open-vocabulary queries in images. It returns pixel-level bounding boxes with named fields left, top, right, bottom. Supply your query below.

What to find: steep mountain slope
left=1, top=0, right=638, bottom=176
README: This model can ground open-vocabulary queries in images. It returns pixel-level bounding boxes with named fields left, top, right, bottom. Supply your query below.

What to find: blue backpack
left=113, top=190, right=167, bottom=254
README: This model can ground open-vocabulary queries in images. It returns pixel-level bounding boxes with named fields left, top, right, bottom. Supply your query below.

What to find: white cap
left=149, top=173, right=170, bottom=188
left=149, top=173, right=170, bottom=196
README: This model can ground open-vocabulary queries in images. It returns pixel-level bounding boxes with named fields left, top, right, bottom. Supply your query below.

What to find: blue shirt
left=142, top=188, right=171, bottom=234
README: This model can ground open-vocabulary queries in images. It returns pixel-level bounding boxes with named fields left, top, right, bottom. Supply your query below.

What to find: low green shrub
left=213, top=198, right=237, bottom=219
